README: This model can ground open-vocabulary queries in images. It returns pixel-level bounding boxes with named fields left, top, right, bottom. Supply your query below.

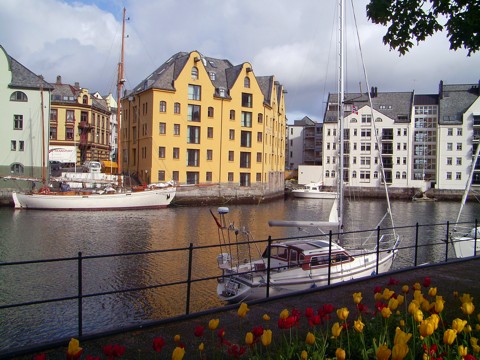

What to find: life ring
left=39, top=186, right=51, bottom=194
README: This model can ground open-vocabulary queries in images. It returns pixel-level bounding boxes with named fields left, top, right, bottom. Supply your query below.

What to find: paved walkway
left=6, top=257, right=480, bottom=359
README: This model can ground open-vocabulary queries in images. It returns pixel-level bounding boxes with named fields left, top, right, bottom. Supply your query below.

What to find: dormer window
left=191, top=66, right=199, bottom=80
left=209, top=72, right=216, bottom=81
left=244, top=76, right=250, bottom=88
left=82, top=95, right=88, bottom=104
left=10, top=91, right=28, bottom=102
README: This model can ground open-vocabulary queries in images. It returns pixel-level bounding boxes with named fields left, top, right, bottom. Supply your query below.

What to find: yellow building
left=49, top=76, right=111, bottom=165
left=120, top=51, right=286, bottom=194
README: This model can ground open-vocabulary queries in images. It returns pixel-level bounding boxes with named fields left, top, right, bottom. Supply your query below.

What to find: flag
left=352, top=105, right=358, bottom=115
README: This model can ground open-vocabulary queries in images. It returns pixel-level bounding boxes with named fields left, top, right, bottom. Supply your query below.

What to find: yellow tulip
left=461, top=301, right=475, bottom=315
left=408, top=301, right=418, bottom=315
left=421, top=299, right=431, bottom=312
left=279, top=308, right=289, bottom=319
left=443, top=329, right=457, bottom=345
left=413, top=282, right=421, bottom=290
left=374, top=292, right=384, bottom=301
left=237, top=302, right=249, bottom=318
left=301, top=350, right=308, bottom=360
left=413, top=309, right=424, bottom=322
left=245, top=332, right=254, bottom=345
left=392, top=343, right=409, bottom=360
left=471, top=337, right=480, bottom=353
left=434, top=296, right=445, bottom=313
left=458, top=345, right=468, bottom=357
left=336, top=307, right=349, bottom=321
left=396, top=294, right=405, bottom=305
left=383, top=288, right=395, bottom=300
left=331, top=322, right=343, bottom=338
left=335, top=347, right=346, bottom=360
left=172, top=346, right=185, bottom=360
left=428, top=287, right=437, bottom=297
left=465, top=325, right=473, bottom=334
left=388, top=297, right=399, bottom=311
left=401, top=285, right=409, bottom=294
left=376, top=344, right=392, bottom=360
left=263, top=313, right=270, bottom=321
left=394, top=327, right=412, bottom=345
left=353, top=292, right=363, bottom=304
left=261, top=329, right=272, bottom=347
left=354, top=319, right=365, bottom=333
left=381, top=307, right=392, bottom=319
left=208, top=318, right=219, bottom=330
left=452, top=318, right=467, bottom=333
left=419, top=319, right=434, bottom=337
left=460, top=293, right=474, bottom=303
left=174, top=334, right=181, bottom=342
left=413, top=290, right=424, bottom=302
left=399, top=319, right=405, bottom=327
left=305, top=332, right=315, bottom=345
left=67, top=338, right=83, bottom=359
left=428, top=314, right=440, bottom=330
left=453, top=290, right=459, bottom=297
left=198, top=342, right=204, bottom=352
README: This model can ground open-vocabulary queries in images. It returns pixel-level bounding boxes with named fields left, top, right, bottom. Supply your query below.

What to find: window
left=50, top=109, right=58, bottom=121
left=187, top=104, right=201, bottom=121
left=402, top=171, right=407, bottom=179
left=228, top=172, right=234, bottom=182
left=11, top=140, right=16, bottom=151
left=456, top=172, right=462, bottom=180
left=174, top=124, right=180, bottom=135
left=186, top=172, right=199, bottom=185
left=50, top=126, right=57, bottom=140
left=11, top=163, right=24, bottom=174
left=447, top=128, right=453, bottom=136
left=172, top=171, right=179, bottom=181
left=244, top=76, right=250, bottom=88
left=206, top=172, right=212, bottom=181
left=240, top=173, right=250, bottom=187
left=240, top=152, right=251, bottom=168
left=256, top=152, right=262, bottom=162
left=187, top=126, right=200, bottom=144
left=158, top=146, right=165, bottom=158
left=361, top=143, right=371, bottom=152
left=241, top=131, right=252, bottom=147
left=188, top=85, right=201, bottom=100
left=230, top=110, right=235, bottom=120
left=446, top=172, right=452, bottom=180
left=374, top=171, right=379, bottom=179
left=207, top=149, right=213, bottom=160
left=14, top=115, right=23, bottom=130
left=186, top=149, right=200, bottom=166
left=361, top=129, right=371, bottom=138
left=66, top=110, right=75, bottom=123
left=457, top=128, right=462, bottom=136
left=256, top=173, right=261, bottom=181
left=191, top=66, right=198, bottom=79
left=360, top=157, right=371, bottom=166
left=207, top=127, right=213, bottom=138
left=457, top=143, right=462, bottom=151
left=209, top=72, right=215, bottom=81
left=325, top=170, right=330, bottom=178
left=229, top=129, right=235, bottom=140
left=447, top=143, right=453, bottom=151
left=159, top=101, right=166, bottom=112
left=80, top=111, right=87, bottom=123
left=258, top=113, right=263, bottom=123
left=361, top=114, right=371, bottom=124
left=159, top=122, right=166, bottom=134
left=208, top=107, right=214, bottom=117
left=396, top=171, right=401, bottom=179
left=158, top=170, right=165, bottom=181
left=10, top=91, right=28, bottom=101
left=360, top=171, right=371, bottom=180
left=66, top=127, right=74, bottom=140
left=241, top=112, right=252, bottom=127
left=174, top=102, right=181, bottom=114
left=257, top=132, right=262, bottom=142
left=173, top=147, right=180, bottom=159
left=456, top=157, right=462, bottom=165
left=242, top=93, right=252, bottom=108
left=447, top=157, right=453, bottom=165
left=228, top=151, right=234, bottom=161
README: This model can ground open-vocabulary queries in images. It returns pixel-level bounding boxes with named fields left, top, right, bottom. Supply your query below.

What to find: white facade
left=287, top=125, right=307, bottom=170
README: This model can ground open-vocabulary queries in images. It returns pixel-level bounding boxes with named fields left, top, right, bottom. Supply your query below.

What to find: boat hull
left=217, top=251, right=396, bottom=303
left=12, top=188, right=176, bottom=210
left=452, top=236, right=480, bottom=258
left=291, top=190, right=337, bottom=199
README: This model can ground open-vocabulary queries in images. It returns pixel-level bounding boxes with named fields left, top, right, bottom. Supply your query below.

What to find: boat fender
left=39, top=186, right=51, bottom=194
left=310, top=283, right=317, bottom=289
left=371, top=271, right=376, bottom=276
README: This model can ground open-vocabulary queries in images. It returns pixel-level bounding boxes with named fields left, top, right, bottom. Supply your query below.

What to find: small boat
left=213, top=207, right=399, bottom=303
left=291, top=182, right=337, bottom=199
left=450, top=143, right=480, bottom=257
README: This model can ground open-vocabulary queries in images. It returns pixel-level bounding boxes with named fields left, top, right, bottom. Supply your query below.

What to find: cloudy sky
left=1, top=0, right=478, bottom=123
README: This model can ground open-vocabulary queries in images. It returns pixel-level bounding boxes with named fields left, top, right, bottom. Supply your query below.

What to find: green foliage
left=366, top=0, right=480, bottom=56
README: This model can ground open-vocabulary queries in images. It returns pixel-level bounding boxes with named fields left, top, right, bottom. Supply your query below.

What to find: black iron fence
left=0, top=219, right=478, bottom=358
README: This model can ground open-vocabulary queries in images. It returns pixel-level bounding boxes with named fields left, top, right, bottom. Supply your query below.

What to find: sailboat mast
left=40, top=85, right=47, bottom=185
left=337, top=0, right=345, bottom=233
left=116, top=7, right=126, bottom=176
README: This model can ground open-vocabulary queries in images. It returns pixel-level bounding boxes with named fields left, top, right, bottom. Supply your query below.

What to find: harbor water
left=0, top=197, right=479, bottom=352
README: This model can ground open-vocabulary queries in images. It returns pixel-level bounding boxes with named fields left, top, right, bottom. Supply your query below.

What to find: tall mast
left=116, top=7, right=126, bottom=175
left=337, top=0, right=345, bottom=233
left=40, top=85, right=47, bottom=185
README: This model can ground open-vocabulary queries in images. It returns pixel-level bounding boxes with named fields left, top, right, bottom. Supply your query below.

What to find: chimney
left=439, top=80, right=444, bottom=99
left=74, top=82, right=80, bottom=89
left=56, top=75, right=62, bottom=84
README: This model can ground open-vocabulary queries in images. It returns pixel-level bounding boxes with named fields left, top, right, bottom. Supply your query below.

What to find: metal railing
left=0, top=219, right=478, bottom=358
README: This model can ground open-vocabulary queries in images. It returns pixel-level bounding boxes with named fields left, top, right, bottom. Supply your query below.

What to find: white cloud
left=0, top=0, right=478, bottom=122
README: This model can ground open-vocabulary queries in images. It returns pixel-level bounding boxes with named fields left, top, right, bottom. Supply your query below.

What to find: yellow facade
left=120, top=51, right=286, bottom=186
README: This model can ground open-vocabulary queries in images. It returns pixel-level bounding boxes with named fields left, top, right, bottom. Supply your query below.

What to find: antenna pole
left=116, top=7, right=126, bottom=178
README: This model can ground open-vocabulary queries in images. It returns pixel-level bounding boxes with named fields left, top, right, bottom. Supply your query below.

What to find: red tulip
left=152, top=337, right=165, bottom=353
left=252, top=325, right=264, bottom=338
left=34, top=354, right=46, bottom=360
left=423, top=277, right=431, bottom=287
left=194, top=325, right=205, bottom=337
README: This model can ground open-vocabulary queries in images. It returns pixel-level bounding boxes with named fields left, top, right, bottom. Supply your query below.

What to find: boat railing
left=0, top=219, right=478, bottom=358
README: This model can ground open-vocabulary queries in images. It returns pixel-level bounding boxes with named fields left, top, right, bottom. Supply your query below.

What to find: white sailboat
left=450, top=144, right=480, bottom=257
left=12, top=8, right=176, bottom=211
left=213, top=0, right=399, bottom=303
left=291, top=182, right=337, bottom=199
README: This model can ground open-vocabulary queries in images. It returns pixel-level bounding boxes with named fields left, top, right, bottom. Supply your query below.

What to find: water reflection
left=0, top=199, right=479, bottom=352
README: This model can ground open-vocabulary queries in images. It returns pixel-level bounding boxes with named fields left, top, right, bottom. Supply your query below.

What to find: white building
left=286, top=116, right=322, bottom=170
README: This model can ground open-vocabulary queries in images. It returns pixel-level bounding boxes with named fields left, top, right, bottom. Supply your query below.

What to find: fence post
left=266, top=236, right=272, bottom=298
left=475, top=219, right=478, bottom=257
left=445, top=221, right=450, bottom=262
left=414, top=223, right=419, bottom=267
left=77, top=252, right=83, bottom=338
left=328, top=231, right=332, bottom=285
left=376, top=226, right=381, bottom=275
left=185, top=243, right=194, bottom=315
